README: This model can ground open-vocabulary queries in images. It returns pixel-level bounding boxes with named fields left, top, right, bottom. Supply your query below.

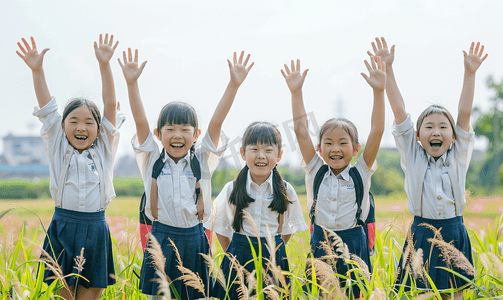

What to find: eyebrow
left=424, top=121, right=449, bottom=125
left=69, top=116, right=94, bottom=121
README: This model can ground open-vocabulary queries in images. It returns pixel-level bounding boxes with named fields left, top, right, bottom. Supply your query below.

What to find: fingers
left=390, top=44, right=395, bottom=55
left=361, top=72, right=369, bottom=82
left=238, top=51, right=244, bottom=64
left=246, top=62, right=254, bottom=72
left=108, top=34, right=113, bottom=46
left=94, top=41, right=98, bottom=50
left=99, top=34, right=103, bottom=46
left=22, top=38, right=31, bottom=51
left=301, top=69, right=309, bottom=80
left=367, top=50, right=374, bottom=58
left=17, top=42, right=27, bottom=55
left=281, top=69, right=287, bottom=79
left=122, top=50, right=127, bottom=65
left=364, top=59, right=372, bottom=73
left=290, top=60, right=295, bottom=72
left=139, top=60, right=148, bottom=71
left=30, top=37, right=37, bottom=50
left=375, top=37, right=383, bottom=50
left=371, top=40, right=378, bottom=53
left=40, top=48, right=49, bottom=56
left=227, top=59, right=233, bottom=69
left=112, top=41, right=119, bottom=51
left=283, top=63, right=291, bottom=74
left=117, top=57, right=123, bottom=68
left=296, top=59, right=300, bottom=72
left=381, top=37, right=388, bottom=49
left=370, top=56, right=377, bottom=70
left=128, top=48, right=133, bottom=62
left=233, top=52, right=237, bottom=65
left=134, top=49, right=138, bottom=63
left=243, top=53, right=250, bottom=66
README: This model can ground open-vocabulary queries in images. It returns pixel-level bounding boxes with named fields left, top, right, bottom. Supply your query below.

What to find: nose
left=257, top=150, right=266, bottom=158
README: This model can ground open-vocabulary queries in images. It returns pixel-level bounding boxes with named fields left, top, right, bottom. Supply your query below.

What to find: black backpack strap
left=190, top=153, right=202, bottom=204
left=349, top=166, right=364, bottom=225
left=309, top=164, right=329, bottom=224
left=139, top=151, right=166, bottom=225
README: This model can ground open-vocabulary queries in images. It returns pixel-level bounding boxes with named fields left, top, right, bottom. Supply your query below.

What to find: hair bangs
left=242, top=122, right=282, bottom=151
left=157, top=101, right=198, bottom=132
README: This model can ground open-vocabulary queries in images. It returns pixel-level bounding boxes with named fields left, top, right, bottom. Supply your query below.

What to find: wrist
left=99, top=61, right=111, bottom=67
left=290, top=89, right=303, bottom=96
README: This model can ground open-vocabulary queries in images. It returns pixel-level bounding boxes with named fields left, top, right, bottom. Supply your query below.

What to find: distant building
left=0, top=134, right=49, bottom=178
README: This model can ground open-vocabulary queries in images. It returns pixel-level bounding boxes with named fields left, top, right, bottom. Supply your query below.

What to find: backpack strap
left=149, top=151, right=166, bottom=220
left=190, top=154, right=204, bottom=222
left=349, top=166, right=364, bottom=226
left=309, top=164, right=329, bottom=224
left=277, top=180, right=288, bottom=235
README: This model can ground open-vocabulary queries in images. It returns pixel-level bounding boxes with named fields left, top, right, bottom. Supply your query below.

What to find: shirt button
left=438, top=212, right=441, bottom=216
left=437, top=195, right=442, bottom=200
left=445, top=161, right=450, bottom=167
left=81, top=186, right=85, bottom=189
left=80, top=203, right=84, bottom=206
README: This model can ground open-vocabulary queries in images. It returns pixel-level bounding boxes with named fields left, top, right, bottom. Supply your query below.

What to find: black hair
left=62, top=98, right=101, bottom=133
left=229, top=122, right=290, bottom=233
left=416, top=105, right=457, bottom=140
left=157, top=101, right=199, bottom=158
left=318, top=118, right=359, bottom=148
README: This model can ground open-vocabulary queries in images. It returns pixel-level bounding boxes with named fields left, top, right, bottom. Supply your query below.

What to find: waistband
left=412, top=215, right=464, bottom=228
left=312, top=222, right=364, bottom=239
left=53, top=207, right=106, bottom=221
left=152, top=221, right=204, bottom=236
left=231, top=232, right=283, bottom=246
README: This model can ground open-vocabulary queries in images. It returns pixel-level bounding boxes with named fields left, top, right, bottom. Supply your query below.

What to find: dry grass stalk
left=487, top=253, right=503, bottom=278
left=368, top=288, right=386, bottom=300
left=349, top=253, right=370, bottom=281
left=427, top=238, right=475, bottom=276
left=201, top=252, right=226, bottom=288
left=415, top=291, right=436, bottom=300
left=266, top=260, right=287, bottom=288
left=154, top=269, right=172, bottom=300
left=479, top=253, right=491, bottom=272
left=262, top=285, right=280, bottom=300
left=410, top=248, right=426, bottom=284
left=401, top=224, right=416, bottom=274
left=145, top=233, right=170, bottom=282
left=305, top=257, right=343, bottom=299
left=419, top=223, right=443, bottom=241
left=38, top=247, right=71, bottom=295
left=73, top=247, right=85, bottom=273
left=167, top=239, right=206, bottom=297
left=242, top=211, right=260, bottom=240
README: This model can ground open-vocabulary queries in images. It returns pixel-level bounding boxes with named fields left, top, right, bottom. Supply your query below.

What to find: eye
left=324, top=142, right=331, bottom=145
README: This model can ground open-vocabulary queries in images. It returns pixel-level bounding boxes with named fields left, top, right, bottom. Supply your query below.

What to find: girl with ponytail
left=211, top=122, right=308, bottom=300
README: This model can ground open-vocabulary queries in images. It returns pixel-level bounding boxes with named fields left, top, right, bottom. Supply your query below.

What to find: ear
left=194, top=129, right=201, bottom=143
left=277, top=149, right=284, bottom=163
left=240, top=146, right=246, bottom=161
left=317, top=144, right=321, bottom=153
left=353, top=144, right=361, bottom=156
left=415, top=131, right=420, bottom=142
left=154, top=128, right=161, bottom=141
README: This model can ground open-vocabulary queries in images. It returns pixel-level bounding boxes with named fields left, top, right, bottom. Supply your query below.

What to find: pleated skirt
left=41, top=207, right=115, bottom=288
left=140, top=221, right=211, bottom=299
left=311, top=223, right=372, bottom=296
left=395, top=216, right=474, bottom=292
left=211, top=233, right=289, bottom=300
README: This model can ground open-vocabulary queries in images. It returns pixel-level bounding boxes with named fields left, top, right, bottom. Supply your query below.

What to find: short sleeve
left=281, top=182, right=309, bottom=235
left=302, top=154, right=325, bottom=208
left=212, top=181, right=235, bottom=238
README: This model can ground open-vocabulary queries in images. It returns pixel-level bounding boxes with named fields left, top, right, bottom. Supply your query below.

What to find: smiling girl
left=370, top=37, right=487, bottom=299
left=119, top=48, right=252, bottom=299
left=17, top=34, right=121, bottom=300
left=283, top=56, right=386, bottom=299
left=211, top=122, right=308, bottom=300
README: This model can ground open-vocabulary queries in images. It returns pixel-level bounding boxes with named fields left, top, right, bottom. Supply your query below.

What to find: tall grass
left=1, top=207, right=503, bottom=299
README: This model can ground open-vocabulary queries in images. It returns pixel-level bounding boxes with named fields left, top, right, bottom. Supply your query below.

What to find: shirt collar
left=426, top=151, right=448, bottom=166
left=246, top=168, right=274, bottom=191
left=162, top=149, right=190, bottom=165
left=326, top=163, right=351, bottom=181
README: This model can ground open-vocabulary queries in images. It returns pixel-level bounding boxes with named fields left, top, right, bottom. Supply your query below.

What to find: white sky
left=2, top=0, right=502, bottom=168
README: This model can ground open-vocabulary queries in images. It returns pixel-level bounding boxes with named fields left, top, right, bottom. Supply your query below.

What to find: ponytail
left=268, top=166, right=290, bottom=214
left=229, top=165, right=255, bottom=232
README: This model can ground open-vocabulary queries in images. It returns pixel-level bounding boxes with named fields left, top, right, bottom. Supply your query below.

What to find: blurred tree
left=473, top=75, right=503, bottom=191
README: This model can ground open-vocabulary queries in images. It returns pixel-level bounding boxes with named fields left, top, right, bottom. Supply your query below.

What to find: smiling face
left=154, top=124, right=197, bottom=163
left=241, top=142, right=283, bottom=185
left=62, top=105, right=99, bottom=153
left=417, top=113, right=455, bottom=158
left=318, top=126, right=360, bottom=175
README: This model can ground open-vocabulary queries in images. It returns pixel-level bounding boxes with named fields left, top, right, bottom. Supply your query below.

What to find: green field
left=1, top=195, right=503, bottom=299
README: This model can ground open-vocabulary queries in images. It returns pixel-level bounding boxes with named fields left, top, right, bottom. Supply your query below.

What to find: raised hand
left=368, top=37, right=395, bottom=68
left=361, top=56, right=386, bottom=91
left=94, top=33, right=118, bottom=64
left=118, top=48, right=147, bottom=84
left=16, top=37, right=49, bottom=72
left=281, top=59, right=309, bottom=94
left=463, top=42, right=488, bottom=74
left=228, top=51, right=254, bottom=86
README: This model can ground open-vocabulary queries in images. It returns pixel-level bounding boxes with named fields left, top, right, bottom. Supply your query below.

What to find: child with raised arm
left=283, top=58, right=386, bottom=299
left=17, top=34, right=120, bottom=300
left=119, top=49, right=252, bottom=299
left=210, top=121, right=309, bottom=300
left=369, top=37, right=487, bottom=299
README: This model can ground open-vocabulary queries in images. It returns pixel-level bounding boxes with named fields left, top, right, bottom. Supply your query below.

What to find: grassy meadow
left=1, top=194, right=503, bottom=299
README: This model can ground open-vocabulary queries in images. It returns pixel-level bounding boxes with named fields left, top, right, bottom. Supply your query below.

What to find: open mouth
left=330, top=155, right=343, bottom=161
left=255, top=163, right=267, bottom=167
left=430, top=140, right=443, bottom=148
left=171, top=143, right=184, bottom=150
left=75, top=135, right=88, bottom=141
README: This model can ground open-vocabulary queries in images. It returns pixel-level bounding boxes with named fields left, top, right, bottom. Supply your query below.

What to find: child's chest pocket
left=440, top=168, right=452, bottom=192
left=337, top=183, right=357, bottom=203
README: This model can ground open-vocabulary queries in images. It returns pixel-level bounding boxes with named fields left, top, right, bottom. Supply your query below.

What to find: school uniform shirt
left=212, top=170, right=308, bottom=238
left=392, top=114, right=474, bottom=218
left=133, top=131, right=228, bottom=227
left=33, top=97, right=120, bottom=212
left=303, top=154, right=376, bottom=232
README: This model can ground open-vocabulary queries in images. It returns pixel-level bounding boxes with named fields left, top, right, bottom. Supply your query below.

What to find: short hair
left=157, top=101, right=198, bottom=135
left=416, top=105, right=457, bottom=140
left=318, top=118, right=359, bottom=148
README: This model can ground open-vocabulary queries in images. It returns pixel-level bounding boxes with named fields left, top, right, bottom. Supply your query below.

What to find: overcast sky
left=2, top=0, right=502, bottom=168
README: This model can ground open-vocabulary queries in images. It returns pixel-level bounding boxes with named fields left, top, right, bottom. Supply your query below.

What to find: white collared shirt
left=33, top=97, right=120, bottom=212
left=133, top=130, right=228, bottom=228
left=212, top=170, right=308, bottom=238
left=303, top=154, right=376, bottom=231
left=392, top=114, right=474, bottom=218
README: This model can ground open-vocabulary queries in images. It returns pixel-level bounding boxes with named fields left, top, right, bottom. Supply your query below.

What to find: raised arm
left=16, top=37, right=51, bottom=108
left=369, top=37, right=407, bottom=124
left=94, top=34, right=119, bottom=127
left=281, top=59, right=315, bottom=164
left=457, top=42, right=488, bottom=131
left=208, top=51, right=254, bottom=147
left=118, top=48, right=149, bottom=144
left=361, top=56, right=386, bottom=168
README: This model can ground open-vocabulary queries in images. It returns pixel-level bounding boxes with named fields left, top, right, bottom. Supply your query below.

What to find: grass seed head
left=428, top=237, right=474, bottom=276
left=73, top=247, right=86, bottom=273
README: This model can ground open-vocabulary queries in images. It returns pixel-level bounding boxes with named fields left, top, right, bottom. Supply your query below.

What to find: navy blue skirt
left=395, top=216, right=474, bottom=292
left=41, top=207, right=115, bottom=288
left=311, top=223, right=371, bottom=296
left=140, top=221, right=211, bottom=298
left=211, top=233, right=289, bottom=300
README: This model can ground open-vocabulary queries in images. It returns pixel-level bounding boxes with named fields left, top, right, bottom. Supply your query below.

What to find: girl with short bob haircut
left=283, top=56, right=386, bottom=299
left=17, top=34, right=121, bottom=300
left=211, top=121, right=308, bottom=300
left=370, top=37, right=487, bottom=299
left=119, top=48, right=253, bottom=299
